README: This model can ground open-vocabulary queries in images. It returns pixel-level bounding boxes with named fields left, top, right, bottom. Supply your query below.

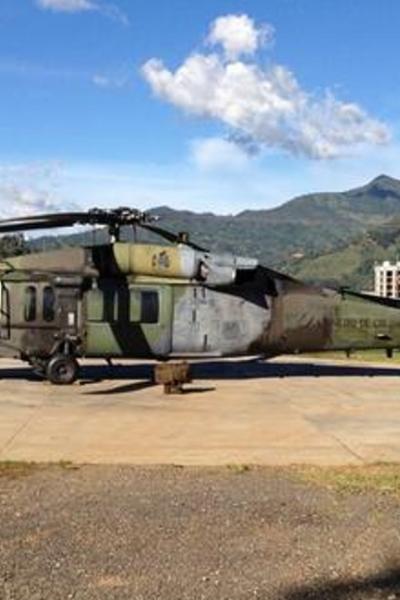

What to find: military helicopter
left=0, top=206, right=400, bottom=386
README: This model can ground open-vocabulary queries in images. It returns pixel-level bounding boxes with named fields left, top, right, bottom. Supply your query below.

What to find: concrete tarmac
left=1, top=356, right=400, bottom=466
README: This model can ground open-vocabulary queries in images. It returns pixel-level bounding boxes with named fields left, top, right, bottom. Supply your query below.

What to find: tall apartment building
left=374, top=261, right=400, bottom=298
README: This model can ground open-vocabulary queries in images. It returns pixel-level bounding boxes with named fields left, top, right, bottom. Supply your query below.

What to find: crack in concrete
left=0, top=410, right=38, bottom=456
left=324, top=431, right=364, bottom=463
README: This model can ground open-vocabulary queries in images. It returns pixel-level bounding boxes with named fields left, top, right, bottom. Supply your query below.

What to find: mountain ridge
left=23, top=173, right=400, bottom=290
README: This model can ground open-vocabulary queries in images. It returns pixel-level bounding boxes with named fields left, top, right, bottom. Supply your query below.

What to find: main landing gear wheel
left=46, top=354, right=79, bottom=385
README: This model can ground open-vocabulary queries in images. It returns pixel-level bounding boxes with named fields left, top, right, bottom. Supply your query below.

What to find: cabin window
left=24, top=286, right=37, bottom=322
left=43, top=286, right=56, bottom=322
left=140, top=291, right=159, bottom=323
left=87, top=288, right=103, bottom=321
left=130, top=289, right=159, bottom=323
left=129, top=290, right=140, bottom=322
left=88, top=287, right=131, bottom=322
left=103, top=288, right=118, bottom=322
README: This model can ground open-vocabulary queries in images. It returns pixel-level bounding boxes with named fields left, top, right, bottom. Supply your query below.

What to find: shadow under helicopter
left=277, top=565, right=400, bottom=600
left=1, top=357, right=400, bottom=387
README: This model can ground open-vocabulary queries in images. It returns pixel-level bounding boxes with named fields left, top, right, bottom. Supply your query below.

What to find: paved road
left=2, top=465, right=400, bottom=600
left=1, top=356, right=400, bottom=465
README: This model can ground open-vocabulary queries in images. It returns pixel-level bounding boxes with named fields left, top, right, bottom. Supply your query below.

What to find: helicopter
left=0, top=206, right=400, bottom=386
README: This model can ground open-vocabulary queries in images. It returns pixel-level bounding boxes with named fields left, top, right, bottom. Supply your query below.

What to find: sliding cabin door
left=84, top=281, right=172, bottom=358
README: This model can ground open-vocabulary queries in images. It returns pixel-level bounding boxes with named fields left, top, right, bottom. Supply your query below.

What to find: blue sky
left=0, top=0, right=400, bottom=216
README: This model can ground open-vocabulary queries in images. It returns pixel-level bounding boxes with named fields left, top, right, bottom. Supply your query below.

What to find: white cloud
left=0, top=163, right=76, bottom=218
left=35, top=0, right=129, bottom=25
left=191, top=137, right=250, bottom=171
left=99, top=3, right=129, bottom=26
left=142, top=14, right=390, bottom=160
left=36, top=0, right=96, bottom=12
left=207, top=14, right=274, bottom=60
left=0, top=58, right=131, bottom=88
left=0, top=185, right=60, bottom=218
left=92, top=71, right=130, bottom=88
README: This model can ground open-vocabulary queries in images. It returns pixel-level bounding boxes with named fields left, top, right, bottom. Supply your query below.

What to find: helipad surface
left=1, top=356, right=400, bottom=465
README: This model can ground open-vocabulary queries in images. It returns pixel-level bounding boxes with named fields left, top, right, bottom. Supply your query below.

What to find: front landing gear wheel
left=46, top=354, right=79, bottom=385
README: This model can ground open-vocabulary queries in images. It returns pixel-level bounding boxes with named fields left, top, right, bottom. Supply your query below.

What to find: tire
left=46, top=354, right=79, bottom=385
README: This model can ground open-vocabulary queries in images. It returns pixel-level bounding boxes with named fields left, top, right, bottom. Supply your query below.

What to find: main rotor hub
left=87, top=207, right=158, bottom=226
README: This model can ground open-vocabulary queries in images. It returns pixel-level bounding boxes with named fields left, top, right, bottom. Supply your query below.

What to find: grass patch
left=305, top=349, right=400, bottom=364
left=0, top=460, right=40, bottom=479
left=227, top=463, right=251, bottom=474
left=57, top=460, right=80, bottom=471
left=292, top=464, right=400, bottom=495
left=0, top=459, right=79, bottom=478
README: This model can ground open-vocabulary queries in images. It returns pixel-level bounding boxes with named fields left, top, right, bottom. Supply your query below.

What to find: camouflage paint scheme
left=1, top=242, right=400, bottom=366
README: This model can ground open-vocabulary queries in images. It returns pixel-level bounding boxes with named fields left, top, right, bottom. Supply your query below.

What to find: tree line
left=0, top=234, right=30, bottom=258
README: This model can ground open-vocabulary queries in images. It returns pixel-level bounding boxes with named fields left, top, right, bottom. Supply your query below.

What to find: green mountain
left=289, top=217, right=400, bottom=290
left=26, top=174, right=400, bottom=290
left=149, top=175, right=400, bottom=264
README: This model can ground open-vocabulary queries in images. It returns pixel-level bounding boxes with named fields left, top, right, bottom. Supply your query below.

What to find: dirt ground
left=2, top=464, right=400, bottom=600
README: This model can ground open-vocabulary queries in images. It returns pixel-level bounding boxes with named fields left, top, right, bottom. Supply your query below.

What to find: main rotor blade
left=140, top=223, right=208, bottom=252
left=0, top=213, right=85, bottom=234
left=0, top=208, right=153, bottom=235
